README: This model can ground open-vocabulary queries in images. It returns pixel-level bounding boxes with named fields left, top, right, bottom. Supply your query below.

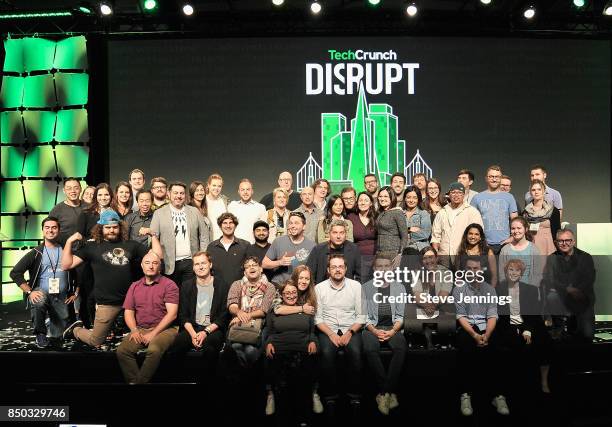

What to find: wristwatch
left=204, top=326, right=212, bottom=335
left=26, top=290, right=32, bottom=296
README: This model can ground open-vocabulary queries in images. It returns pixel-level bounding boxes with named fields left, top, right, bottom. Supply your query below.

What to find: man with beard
left=263, top=212, right=315, bottom=284
left=61, top=210, right=161, bottom=348
left=341, top=187, right=358, bottom=215
left=390, top=173, right=406, bottom=207
left=246, top=220, right=274, bottom=281
left=150, top=177, right=169, bottom=212
left=10, top=217, right=78, bottom=348
left=293, top=186, right=323, bottom=242
left=206, top=212, right=250, bottom=286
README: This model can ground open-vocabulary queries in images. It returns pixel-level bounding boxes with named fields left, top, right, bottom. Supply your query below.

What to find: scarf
left=240, top=274, right=269, bottom=313
left=523, top=200, right=553, bottom=223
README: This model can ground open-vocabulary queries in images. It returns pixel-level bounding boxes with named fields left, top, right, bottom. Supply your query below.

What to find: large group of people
left=9, top=164, right=597, bottom=422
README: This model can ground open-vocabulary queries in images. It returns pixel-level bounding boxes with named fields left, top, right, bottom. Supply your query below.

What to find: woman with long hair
left=77, top=183, right=114, bottom=239
left=189, top=180, right=208, bottom=216
left=456, top=223, right=498, bottom=287
left=80, top=185, right=95, bottom=206
left=522, top=179, right=561, bottom=256
left=316, top=195, right=354, bottom=243
left=348, top=191, right=377, bottom=281
left=111, top=181, right=133, bottom=219
left=402, top=185, right=431, bottom=250
left=498, top=217, right=544, bottom=288
left=422, top=178, right=447, bottom=223
left=375, top=186, right=409, bottom=259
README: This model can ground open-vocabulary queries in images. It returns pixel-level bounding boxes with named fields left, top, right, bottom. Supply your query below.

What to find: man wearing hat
left=246, top=220, right=274, bottom=281
left=61, top=209, right=162, bottom=348
left=431, top=182, right=483, bottom=268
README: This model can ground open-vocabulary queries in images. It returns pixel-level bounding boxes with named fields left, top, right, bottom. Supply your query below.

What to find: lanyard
left=43, top=246, right=60, bottom=278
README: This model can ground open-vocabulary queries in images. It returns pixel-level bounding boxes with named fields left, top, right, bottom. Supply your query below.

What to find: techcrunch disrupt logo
left=327, top=49, right=398, bottom=61
left=306, top=62, right=419, bottom=95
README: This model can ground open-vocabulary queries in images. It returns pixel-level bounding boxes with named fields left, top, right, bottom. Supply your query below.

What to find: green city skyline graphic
left=297, top=84, right=432, bottom=193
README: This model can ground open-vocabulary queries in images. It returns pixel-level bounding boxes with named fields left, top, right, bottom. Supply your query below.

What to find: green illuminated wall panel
left=23, top=181, right=58, bottom=212
left=1, top=35, right=89, bottom=303
left=0, top=76, right=24, bottom=108
left=23, top=111, right=56, bottom=143
left=23, top=74, right=55, bottom=108
left=56, top=73, right=89, bottom=106
left=22, top=146, right=56, bottom=177
left=56, top=109, right=89, bottom=142
left=0, top=111, right=25, bottom=144
left=23, top=38, right=56, bottom=72
left=54, top=36, right=87, bottom=70
left=2, top=39, right=25, bottom=73
left=0, top=146, right=25, bottom=177
left=0, top=181, right=25, bottom=213
left=55, top=146, right=89, bottom=176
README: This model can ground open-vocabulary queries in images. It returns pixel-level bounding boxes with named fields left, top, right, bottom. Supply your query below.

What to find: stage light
left=272, top=0, right=285, bottom=6
left=182, top=4, right=194, bottom=15
left=604, top=1, right=612, bottom=15
left=406, top=3, right=418, bottom=16
left=523, top=5, right=535, bottom=19
left=0, top=11, right=73, bottom=19
left=480, top=0, right=492, bottom=5
left=144, top=0, right=157, bottom=10
left=573, top=0, right=585, bottom=7
left=77, top=2, right=94, bottom=14
left=368, top=0, right=382, bottom=5
left=311, top=1, right=322, bottom=14
left=99, top=2, right=112, bottom=16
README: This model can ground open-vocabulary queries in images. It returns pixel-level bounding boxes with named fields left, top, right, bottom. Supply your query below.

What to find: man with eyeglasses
left=364, top=174, right=379, bottom=204
left=341, top=187, right=358, bottom=215
left=263, top=212, right=315, bottom=284
left=150, top=177, right=169, bottom=212
left=470, top=165, right=518, bottom=254
left=293, top=186, right=323, bottom=242
left=260, top=171, right=302, bottom=211
left=542, top=229, right=596, bottom=341
left=500, top=175, right=512, bottom=193
left=314, top=254, right=366, bottom=418
left=116, top=250, right=179, bottom=384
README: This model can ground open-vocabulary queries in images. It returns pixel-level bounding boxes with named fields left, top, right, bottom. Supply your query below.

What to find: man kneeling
left=116, top=251, right=179, bottom=384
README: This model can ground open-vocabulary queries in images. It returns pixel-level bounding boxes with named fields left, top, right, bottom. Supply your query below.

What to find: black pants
left=271, top=352, right=317, bottom=421
left=167, top=259, right=194, bottom=289
left=362, top=329, right=407, bottom=394
left=172, top=327, right=224, bottom=383
left=455, top=325, right=505, bottom=395
left=318, top=332, right=363, bottom=400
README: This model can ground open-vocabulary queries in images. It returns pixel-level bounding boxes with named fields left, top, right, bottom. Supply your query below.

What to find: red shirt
left=123, top=275, right=179, bottom=329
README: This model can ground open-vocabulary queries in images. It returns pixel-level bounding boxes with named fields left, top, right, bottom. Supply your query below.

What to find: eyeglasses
left=152, top=186, right=166, bottom=190
left=556, top=239, right=574, bottom=245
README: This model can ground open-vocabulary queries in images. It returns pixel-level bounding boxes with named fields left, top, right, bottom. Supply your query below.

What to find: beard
left=255, top=236, right=269, bottom=244
left=104, top=233, right=120, bottom=242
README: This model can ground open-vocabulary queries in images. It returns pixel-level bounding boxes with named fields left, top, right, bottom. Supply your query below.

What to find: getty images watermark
left=371, top=267, right=513, bottom=306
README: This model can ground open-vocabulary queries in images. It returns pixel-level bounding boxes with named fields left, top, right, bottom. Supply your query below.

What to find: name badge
left=529, top=223, right=540, bottom=232
left=49, top=278, right=60, bottom=294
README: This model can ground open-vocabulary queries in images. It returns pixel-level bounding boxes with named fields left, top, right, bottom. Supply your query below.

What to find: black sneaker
left=63, top=320, right=83, bottom=340
left=35, top=334, right=49, bottom=348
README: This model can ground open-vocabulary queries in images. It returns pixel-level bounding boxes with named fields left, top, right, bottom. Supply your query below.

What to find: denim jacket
left=405, top=208, right=431, bottom=250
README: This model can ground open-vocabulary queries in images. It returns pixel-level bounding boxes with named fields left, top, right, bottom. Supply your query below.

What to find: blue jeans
left=30, top=291, right=71, bottom=338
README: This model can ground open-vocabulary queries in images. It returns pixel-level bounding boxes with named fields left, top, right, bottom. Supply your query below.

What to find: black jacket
left=306, top=241, right=362, bottom=284
left=206, top=238, right=250, bottom=286
left=9, top=244, right=76, bottom=293
left=496, top=281, right=545, bottom=335
left=179, top=277, right=230, bottom=333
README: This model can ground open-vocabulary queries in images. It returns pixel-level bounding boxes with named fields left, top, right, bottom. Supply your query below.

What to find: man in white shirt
left=315, top=254, right=366, bottom=413
left=228, top=179, right=267, bottom=244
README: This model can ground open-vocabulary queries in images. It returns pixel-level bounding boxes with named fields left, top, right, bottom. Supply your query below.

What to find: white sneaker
left=492, top=395, right=510, bottom=415
left=312, top=391, right=323, bottom=414
left=388, top=393, right=399, bottom=410
left=460, top=393, right=473, bottom=416
left=265, top=392, right=275, bottom=415
left=376, top=393, right=389, bottom=415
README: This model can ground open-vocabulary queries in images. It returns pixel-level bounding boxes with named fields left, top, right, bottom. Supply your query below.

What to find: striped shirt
left=453, top=281, right=498, bottom=332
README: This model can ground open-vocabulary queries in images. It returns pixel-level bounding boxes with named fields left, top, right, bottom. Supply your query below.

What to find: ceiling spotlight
left=603, top=1, right=612, bottom=14
left=272, top=0, right=285, bottom=6
left=573, top=0, right=585, bottom=6
left=523, top=5, right=536, bottom=19
left=368, top=0, right=382, bottom=5
left=480, top=0, right=492, bottom=5
left=182, top=4, right=194, bottom=15
left=311, top=1, right=322, bottom=14
left=406, top=3, right=418, bottom=16
left=99, top=2, right=112, bottom=16
left=143, top=0, right=157, bottom=10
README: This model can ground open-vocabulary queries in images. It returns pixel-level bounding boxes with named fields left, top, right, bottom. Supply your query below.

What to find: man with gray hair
left=306, top=220, right=361, bottom=283
left=542, top=228, right=596, bottom=341
left=260, top=171, right=302, bottom=210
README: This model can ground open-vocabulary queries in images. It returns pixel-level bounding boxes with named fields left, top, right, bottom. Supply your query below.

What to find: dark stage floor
left=2, top=304, right=612, bottom=427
